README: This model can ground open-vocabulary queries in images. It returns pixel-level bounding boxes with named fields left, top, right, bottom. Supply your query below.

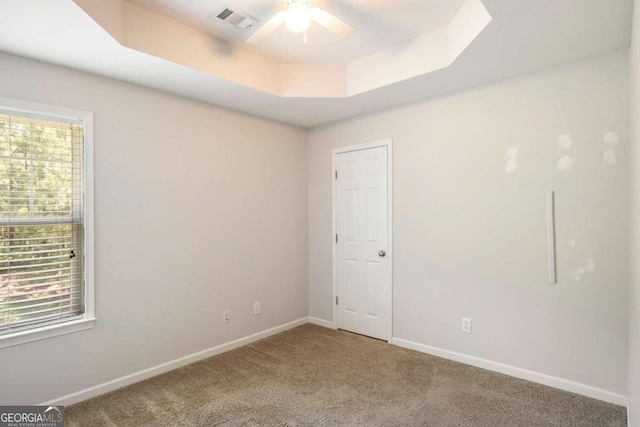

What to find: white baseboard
left=308, top=316, right=336, bottom=329
left=40, top=317, right=308, bottom=407
left=41, top=319, right=627, bottom=409
left=391, top=337, right=627, bottom=407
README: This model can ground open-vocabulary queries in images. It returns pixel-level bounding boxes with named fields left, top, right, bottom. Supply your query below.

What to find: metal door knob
left=378, top=250, right=386, bottom=257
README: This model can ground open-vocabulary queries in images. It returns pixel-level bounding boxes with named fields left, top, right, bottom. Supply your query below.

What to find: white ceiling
left=0, top=0, right=633, bottom=127
left=127, top=0, right=468, bottom=64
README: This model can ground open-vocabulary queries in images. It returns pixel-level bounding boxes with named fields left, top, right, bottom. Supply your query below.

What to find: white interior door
left=335, top=145, right=391, bottom=341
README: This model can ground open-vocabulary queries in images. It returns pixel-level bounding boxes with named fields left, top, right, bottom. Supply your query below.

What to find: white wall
left=308, top=52, right=629, bottom=397
left=0, top=45, right=631, bottom=408
left=629, top=0, right=640, bottom=423
left=0, top=52, right=308, bottom=405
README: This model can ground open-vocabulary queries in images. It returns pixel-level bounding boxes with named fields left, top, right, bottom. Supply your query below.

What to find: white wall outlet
left=253, top=302, right=261, bottom=315
left=223, top=310, right=230, bottom=324
left=462, top=318, right=472, bottom=334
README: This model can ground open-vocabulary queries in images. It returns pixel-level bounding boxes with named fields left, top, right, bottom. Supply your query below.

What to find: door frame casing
left=331, top=139, right=393, bottom=341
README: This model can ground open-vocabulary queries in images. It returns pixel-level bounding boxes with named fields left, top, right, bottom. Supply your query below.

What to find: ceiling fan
left=247, top=0, right=358, bottom=44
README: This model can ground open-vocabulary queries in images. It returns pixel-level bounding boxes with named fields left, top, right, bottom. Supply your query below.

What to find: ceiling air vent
left=210, top=5, right=258, bottom=30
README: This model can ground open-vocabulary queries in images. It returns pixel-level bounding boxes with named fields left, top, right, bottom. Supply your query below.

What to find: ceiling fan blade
left=310, top=7, right=358, bottom=39
left=247, top=11, right=287, bottom=44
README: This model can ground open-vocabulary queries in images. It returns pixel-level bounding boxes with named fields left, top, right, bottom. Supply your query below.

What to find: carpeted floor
left=67, top=324, right=626, bottom=426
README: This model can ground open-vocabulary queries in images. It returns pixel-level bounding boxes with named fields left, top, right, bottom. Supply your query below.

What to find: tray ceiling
left=0, top=0, right=632, bottom=127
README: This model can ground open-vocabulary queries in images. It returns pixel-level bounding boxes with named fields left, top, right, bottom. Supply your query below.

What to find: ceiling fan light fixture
left=285, top=4, right=311, bottom=33
left=247, top=0, right=357, bottom=45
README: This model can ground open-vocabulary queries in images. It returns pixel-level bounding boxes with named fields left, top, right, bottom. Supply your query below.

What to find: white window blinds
left=0, top=111, right=85, bottom=334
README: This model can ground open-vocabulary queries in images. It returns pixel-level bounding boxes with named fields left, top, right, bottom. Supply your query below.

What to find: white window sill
left=0, top=317, right=96, bottom=349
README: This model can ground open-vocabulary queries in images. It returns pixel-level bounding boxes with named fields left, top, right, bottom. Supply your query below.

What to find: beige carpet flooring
left=66, top=324, right=627, bottom=426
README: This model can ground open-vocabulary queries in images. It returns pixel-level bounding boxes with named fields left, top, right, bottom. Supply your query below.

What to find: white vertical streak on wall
left=628, top=1, right=640, bottom=424
left=546, top=191, right=557, bottom=284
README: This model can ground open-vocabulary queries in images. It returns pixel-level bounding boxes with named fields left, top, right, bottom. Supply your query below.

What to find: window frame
left=0, top=96, right=95, bottom=349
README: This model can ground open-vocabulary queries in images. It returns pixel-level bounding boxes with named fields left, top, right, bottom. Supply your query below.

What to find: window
left=0, top=98, right=94, bottom=348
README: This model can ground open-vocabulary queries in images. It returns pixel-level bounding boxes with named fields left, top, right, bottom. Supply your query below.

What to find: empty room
left=0, top=0, right=638, bottom=425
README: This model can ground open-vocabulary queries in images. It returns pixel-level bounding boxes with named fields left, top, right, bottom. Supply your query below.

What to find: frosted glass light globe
left=286, top=5, right=311, bottom=33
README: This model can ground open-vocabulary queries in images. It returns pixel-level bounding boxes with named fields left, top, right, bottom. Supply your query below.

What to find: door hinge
left=336, top=296, right=338, bottom=305
left=335, top=170, right=338, bottom=180
left=336, top=234, right=338, bottom=243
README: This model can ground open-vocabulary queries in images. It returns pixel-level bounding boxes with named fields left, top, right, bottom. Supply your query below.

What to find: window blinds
left=0, top=112, right=84, bottom=334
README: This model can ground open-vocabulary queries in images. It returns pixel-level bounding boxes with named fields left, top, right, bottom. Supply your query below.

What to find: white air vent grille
left=217, top=8, right=234, bottom=20
left=210, top=5, right=258, bottom=30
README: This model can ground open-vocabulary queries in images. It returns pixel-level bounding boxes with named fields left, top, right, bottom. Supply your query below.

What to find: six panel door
left=335, top=146, right=390, bottom=341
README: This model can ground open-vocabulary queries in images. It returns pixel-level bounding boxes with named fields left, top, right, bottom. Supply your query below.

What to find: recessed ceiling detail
left=0, top=0, right=632, bottom=126
left=127, top=0, right=470, bottom=65
left=72, top=0, right=492, bottom=98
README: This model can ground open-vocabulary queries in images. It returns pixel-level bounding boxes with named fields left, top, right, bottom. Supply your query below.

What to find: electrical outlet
left=462, top=318, right=472, bottom=334
left=253, top=302, right=261, bottom=315
left=223, top=311, right=230, bottom=324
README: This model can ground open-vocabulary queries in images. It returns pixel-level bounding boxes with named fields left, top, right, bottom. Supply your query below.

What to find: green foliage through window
left=0, top=113, right=84, bottom=333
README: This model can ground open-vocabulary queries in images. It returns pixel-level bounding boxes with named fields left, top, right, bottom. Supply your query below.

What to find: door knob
left=378, top=250, right=386, bottom=257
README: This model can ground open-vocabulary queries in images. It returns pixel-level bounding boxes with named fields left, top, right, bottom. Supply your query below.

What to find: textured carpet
left=67, top=324, right=626, bottom=426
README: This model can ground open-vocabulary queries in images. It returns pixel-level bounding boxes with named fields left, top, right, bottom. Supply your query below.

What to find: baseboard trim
left=41, top=320, right=627, bottom=408
left=308, top=316, right=336, bottom=329
left=391, top=337, right=627, bottom=407
left=40, top=317, right=309, bottom=406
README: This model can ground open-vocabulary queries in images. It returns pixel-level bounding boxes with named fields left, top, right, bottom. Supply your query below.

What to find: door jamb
left=331, top=139, right=393, bottom=341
